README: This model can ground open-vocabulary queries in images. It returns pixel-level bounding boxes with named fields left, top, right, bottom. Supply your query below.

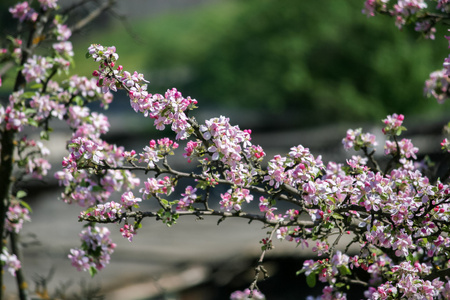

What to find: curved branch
left=423, top=267, right=450, bottom=282
left=249, top=222, right=280, bottom=295
left=70, top=0, right=116, bottom=35
left=80, top=208, right=316, bottom=228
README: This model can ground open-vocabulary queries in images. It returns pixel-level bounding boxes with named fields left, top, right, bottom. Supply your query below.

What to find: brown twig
left=69, top=0, right=116, bottom=35
left=248, top=223, right=280, bottom=296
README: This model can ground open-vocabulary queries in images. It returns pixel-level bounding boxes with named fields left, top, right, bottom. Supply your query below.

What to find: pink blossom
left=5, top=105, right=27, bottom=132
left=219, top=188, right=253, bottom=211
left=54, top=22, right=72, bottom=41
left=382, top=113, right=405, bottom=135
left=22, top=55, right=53, bottom=83
left=176, top=186, right=197, bottom=211
left=427, top=62, right=448, bottom=97
left=68, top=248, right=90, bottom=272
left=120, top=224, right=137, bottom=242
left=230, top=288, right=265, bottom=300
left=70, top=226, right=116, bottom=272
left=53, top=41, right=74, bottom=57
left=0, top=248, right=21, bottom=277
left=9, top=1, right=35, bottom=23
left=141, top=176, right=174, bottom=197
left=342, top=128, right=377, bottom=150
left=384, top=138, right=418, bottom=159
left=120, top=191, right=142, bottom=208
left=38, top=0, right=58, bottom=10
left=5, top=203, right=31, bottom=233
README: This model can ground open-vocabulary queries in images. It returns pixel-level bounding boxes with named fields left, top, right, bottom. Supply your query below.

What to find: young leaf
left=306, top=273, right=316, bottom=288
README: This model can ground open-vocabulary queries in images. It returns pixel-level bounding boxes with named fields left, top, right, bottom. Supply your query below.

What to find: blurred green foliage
left=3, top=0, right=450, bottom=129
left=136, top=0, right=450, bottom=128
left=152, top=0, right=449, bottom=128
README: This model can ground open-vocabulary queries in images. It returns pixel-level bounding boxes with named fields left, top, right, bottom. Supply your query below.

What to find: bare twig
left=70, top=0, right=116, bottom=35
left=248, top=223, right=280, bottom=296
left=80, top=209, right=315, bottom=228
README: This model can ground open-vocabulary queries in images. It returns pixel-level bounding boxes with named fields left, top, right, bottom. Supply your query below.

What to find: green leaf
left=28, top=119, right=39, bottom=128
left=196, top=180, right=207, bottom=190
left=19, top=200, right=32, bottom=213
left=40, top=131, right=49, bottom=140
left=16, top=190, right=27, bottom=199
left=296, top=269, right=305, bottom=276
left=86, top=52, right=92, bottom=59
left=332, top=212, right=344, bottom=220
left=323, top=222, right=334, bottom=229
left=306, top=273, right=316, bottom=288
left=22, top=92, right=36, bottom=98
left=30, top=83, right=43, bottom=90
left=160, top=199, right=169, bottom=208
left=73, top=96, right=84, bottom=106
left=406, top=253, right=414, bottom=262
left=89, top=266, right=97, bottom=277
left=92, top=186, right=104, bottom=192
left=338, top=265, right=352, bottom=276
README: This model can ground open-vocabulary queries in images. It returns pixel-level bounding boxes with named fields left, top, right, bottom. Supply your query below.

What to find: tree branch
left=69, top=0, right=116, bottom=35
left=423, top=267, right=450, bottom=282
left=80, top=209, right=316, bottom=228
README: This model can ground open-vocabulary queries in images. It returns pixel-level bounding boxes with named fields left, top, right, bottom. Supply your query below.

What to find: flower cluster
left=176, top=186, right=198, bottom=210
left=263, top=145, right=323, bottom=189
left=384, top=138, right=418, bottom=159
left=200, top=116, right=252, bottom=165
left=9, top=1, right=38, bottom=23
left=424, top=69, right=450, bottom=103
left=87, top=44, right=198, bottom=140
left=138, top=138, right=179, bottom=168
left=141, top=176, right=174, bottom=197
left=363, top=0, right=441, bottom=38
left=219, top=188, right=254, bottom=212
left=0, top=248, right=21, bottom=277
left=342, top=128, right=377, bottom=151
left=230, top=288, right=266, bottom=300
left=5, top=202, right=31, bottom=234
left=22, top=55, right=54, bottom=83
left=382, top=113, right=405, bottom=136
left=68, top=226, right=116, bottom=275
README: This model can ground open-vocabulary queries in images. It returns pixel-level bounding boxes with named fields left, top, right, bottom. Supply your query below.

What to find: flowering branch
left=4, top=1, right=450, bottom=299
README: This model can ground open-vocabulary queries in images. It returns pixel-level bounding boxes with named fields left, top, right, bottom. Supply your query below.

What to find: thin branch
left=423, top=267, right=450, bottom=281
left=80, top=209, right=315, bottom=228
left=0, top=61, right=15, bottom=79
left=70, top=0, right=116, bottom=35
left=248, top=223, right=280, bottom=296
left=362, top=147, right=382, bottom=174
left=61, top=0, right=95, bottom=15
left=107, top=5, right=144, bottom=44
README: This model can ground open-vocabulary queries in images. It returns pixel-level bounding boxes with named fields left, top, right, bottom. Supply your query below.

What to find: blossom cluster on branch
left=55, top=41, right=450, bottom=299
left=2, top=0, right=450, bottom=299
